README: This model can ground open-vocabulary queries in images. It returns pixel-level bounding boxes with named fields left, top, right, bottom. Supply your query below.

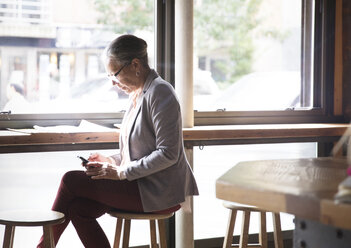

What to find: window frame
left=193, top=0, right=340, bottom=126
left=0, top=0, right=341, bottom=130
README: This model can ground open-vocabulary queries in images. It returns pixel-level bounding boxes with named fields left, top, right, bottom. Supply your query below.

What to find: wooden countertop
left=0, top=123, right=350, bottom=152
left=183, top=123, right=350, bottom=141
left=1, top=123, right=350, bottom=144
left=0, top=130, right=118, bottom=146
left=216, top=157, right=351, bottom=230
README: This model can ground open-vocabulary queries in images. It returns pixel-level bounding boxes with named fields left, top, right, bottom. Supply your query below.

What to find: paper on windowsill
left=8, top=120, right=117, bottom=134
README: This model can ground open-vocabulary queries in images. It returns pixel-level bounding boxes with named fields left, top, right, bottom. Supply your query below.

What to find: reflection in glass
left=193, top=0, right=309, bottom=111
left=0, top=0, right=154, bottom=114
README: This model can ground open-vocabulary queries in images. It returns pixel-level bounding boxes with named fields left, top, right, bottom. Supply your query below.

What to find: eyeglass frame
left=108, top=62, right=130, bottom=82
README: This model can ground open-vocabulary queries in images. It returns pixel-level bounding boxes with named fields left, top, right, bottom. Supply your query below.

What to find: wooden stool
left=222, top=202, right=284, bottom=248
left=108, top=210, right=174, bottom=248
left=0, top=209, right=65, bottom=248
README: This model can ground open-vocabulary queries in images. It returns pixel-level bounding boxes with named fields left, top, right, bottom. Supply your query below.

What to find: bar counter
left=0, top=123, right=350, bottom=153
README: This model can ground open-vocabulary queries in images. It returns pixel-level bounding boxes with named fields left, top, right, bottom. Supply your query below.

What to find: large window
left=0, top=0, right=337, bottom=127
left=0, top=0, right=154, bottom=115
left=194, top=0, right=305, bottom=111
left=0, top=149, right=153, bottom=247
left=0, top=1, right=339, bottom=247
left=194, top=142, right=317, bottom=241
left=193, top=0, right=336, bottom=126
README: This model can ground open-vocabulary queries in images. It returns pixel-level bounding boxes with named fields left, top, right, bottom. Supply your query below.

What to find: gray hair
left=104, top=34, right=148, bottom=66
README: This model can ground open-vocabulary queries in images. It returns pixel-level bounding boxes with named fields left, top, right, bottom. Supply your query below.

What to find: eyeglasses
left=108, top=62, right=130, bottom=82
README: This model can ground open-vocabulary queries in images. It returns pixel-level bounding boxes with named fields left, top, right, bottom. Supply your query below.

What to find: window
left=0, top=0, right=336, bottom=128
left=194, top=142, right=317, bottom=241
left=193, top=0, right=304, bottom=111
left=0, top=0, right=154, bottom=115
left=0, top=149, right=152, bottom=247
left=0, top=1, right=339, bottom=246
left=193, top=0, right=336, bottom=125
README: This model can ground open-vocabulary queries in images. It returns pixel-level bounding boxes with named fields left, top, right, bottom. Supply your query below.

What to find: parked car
left=193, top=69, right=220, bottom=111
left=70, top=75, right=128, bottom=100
left=30, top=75, right=129, bottom=113
left=210, top=71, right=300, bottom=111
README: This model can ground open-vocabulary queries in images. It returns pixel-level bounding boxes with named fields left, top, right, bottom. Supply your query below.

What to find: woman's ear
left=131, top=58, right=141, bottom=70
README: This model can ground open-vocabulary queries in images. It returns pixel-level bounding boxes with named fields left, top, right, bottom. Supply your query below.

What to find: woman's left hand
left=85, top=162, right=120, bottom=180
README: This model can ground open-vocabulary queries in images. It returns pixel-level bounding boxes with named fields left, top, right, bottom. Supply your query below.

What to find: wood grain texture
left=216, top=157, right=350, bottom=229
left=1, top=123, right=349, bottom=148
left=0, top=131, right=119, bottom=147
left=182, top=123, right=350, bottom=141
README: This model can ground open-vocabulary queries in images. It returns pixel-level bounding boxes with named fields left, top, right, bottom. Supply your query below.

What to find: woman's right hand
left=88, top=153, right=110, bottom=163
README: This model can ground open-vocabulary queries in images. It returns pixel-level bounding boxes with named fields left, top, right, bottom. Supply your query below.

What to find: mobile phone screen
left=77, top=156, right=89, bottom=164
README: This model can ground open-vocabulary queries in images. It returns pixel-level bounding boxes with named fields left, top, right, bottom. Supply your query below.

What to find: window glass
left=0, top=0, right=154, bottom=114
left=0, top=149, right=150, bottom=247
left=194, top=142, right=317, bottom=240
left=193, top=0, right=311, bottom=111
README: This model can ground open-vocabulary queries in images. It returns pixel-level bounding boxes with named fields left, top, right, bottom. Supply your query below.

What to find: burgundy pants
left=37, top=170, right=178, bottom=248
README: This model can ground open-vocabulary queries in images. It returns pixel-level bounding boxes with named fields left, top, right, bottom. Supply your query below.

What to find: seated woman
left=37, top=34, right=199, bottom=248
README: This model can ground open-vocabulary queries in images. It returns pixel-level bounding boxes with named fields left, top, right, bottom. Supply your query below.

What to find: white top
left=116, top=89, right=142, bottom=179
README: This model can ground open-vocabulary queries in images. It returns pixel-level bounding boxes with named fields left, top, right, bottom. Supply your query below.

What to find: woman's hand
left=85, top=162, right=121, bottom=180
left=88, top=153, right=110, bottom=163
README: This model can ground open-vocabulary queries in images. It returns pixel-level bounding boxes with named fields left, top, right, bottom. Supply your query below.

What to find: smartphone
left=77, top=156, right=101, bottom=168
left=77, top=156, right=89, bottom=166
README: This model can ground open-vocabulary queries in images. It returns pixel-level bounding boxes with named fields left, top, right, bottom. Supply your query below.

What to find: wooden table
left=216, top=157, right=351, bottom=247
left=0, top=123, right=349, bottom=153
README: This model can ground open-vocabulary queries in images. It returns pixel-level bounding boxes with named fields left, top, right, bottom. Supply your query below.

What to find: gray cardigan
left=111, top=69, right=199, bottom=212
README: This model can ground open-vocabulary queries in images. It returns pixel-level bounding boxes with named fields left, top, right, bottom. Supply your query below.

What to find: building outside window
left=0, top=0, right=317, bottom=115
left=0, top=0, right=154, bottom=114
left=193, top=0, right=308, bottom=112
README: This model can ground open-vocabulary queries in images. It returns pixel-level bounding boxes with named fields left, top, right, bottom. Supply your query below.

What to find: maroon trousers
left=37, top=170, right=145, bottom=248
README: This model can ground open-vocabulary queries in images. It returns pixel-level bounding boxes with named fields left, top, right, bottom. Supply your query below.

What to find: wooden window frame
left=193, top=0, right=341, bottom=126
left=0, top=0, right=341, bottom=130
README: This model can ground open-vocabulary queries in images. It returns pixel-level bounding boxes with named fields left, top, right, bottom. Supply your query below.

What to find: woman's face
left=106, top=60, right=139, bottom=95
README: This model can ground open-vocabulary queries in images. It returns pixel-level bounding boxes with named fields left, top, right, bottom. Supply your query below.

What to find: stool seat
left=0, top=210, right=65, bottom=226
left=109, top=211, right=174, bottom=220
left=223, top=202, right=263, bottom=212
left=0, top=210, right=65, bottom=248
left=222, top=202, right=284, bottom=248
left=108, top=210, right=174, bottom=248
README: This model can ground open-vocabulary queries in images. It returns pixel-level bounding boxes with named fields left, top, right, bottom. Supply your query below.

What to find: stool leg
left=259, top=211, right=267, bottom=248
left=149, top=220, right=157, bottom=248
left=239, top=210, right=250, bottom=248
left=122, top=219, right=131, bottom=248
left=157, top=219, right=167, bottom=248
left=223, top=209, right=237, bottom=248
left=272, top=213, right=284, bottom=248
left=43, top=225, right=55, bottom=248
left=3, top=225, right=15, bottom=248
left=113, top=218, right=123, bottom=248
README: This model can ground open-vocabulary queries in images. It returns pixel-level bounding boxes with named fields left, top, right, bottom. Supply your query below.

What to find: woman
left=37, top=34, right=199, bottom=248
